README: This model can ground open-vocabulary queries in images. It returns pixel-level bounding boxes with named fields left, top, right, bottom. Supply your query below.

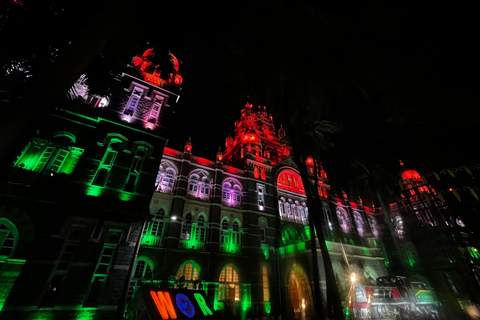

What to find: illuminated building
left=383, top=164, right=480, bottom=314
left=2, top=42, right=469, bottom=320
left=138, top=103, right=388, bottom=319
left=0, top=47, right=182, bottom=319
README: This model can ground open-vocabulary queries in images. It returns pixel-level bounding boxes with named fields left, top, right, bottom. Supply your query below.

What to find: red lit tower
left=387, top=162, right=480, bottom=313
left=222, top=103, right=290, bottom=167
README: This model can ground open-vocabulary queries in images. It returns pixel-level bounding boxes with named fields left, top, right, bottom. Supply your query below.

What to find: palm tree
left=285, top=118, right=345, bottom=320
left=349, top=160, right=406, bottom=273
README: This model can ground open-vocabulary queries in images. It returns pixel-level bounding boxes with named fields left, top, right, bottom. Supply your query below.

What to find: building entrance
left=288, top=264, right=312, bottom=320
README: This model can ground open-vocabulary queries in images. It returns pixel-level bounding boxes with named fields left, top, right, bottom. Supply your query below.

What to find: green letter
left=194, top=293, right=213, bottom=316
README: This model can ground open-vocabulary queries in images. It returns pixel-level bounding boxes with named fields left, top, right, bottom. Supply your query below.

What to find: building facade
left=134, top=103, right=387, bottom=319
left=0, top=47, right=182, bottom=320
left=4, top=44, right=475, bottom=320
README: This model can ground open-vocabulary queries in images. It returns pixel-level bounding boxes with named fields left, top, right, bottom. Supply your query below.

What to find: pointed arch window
left=353, top=212, right=365, bottom=237
left=220, top=219, right=229, bottom=245
left=336, top=208, right=352, bottom=233
left=176, top=260, right=201, bottom=290
left=181, top=213, right=193, bottom=240
left=231, top=221, right=240, bottom=246
left=194, top=215, right=206, bottom=242
left=134, top=258, right=154, bottom=279
left=147, top=209, right=166, bottom=236
left=142, top=209, right=167, bottom=247
left=368, top=216, right=380, bottom=238
left=218, top=265, right=240, bottom=302
left=0, top=219, right=18, bottom=258
left=281, top=225, right=300, bottom=246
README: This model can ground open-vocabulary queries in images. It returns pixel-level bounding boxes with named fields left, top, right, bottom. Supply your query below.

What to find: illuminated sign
left=143, top=288, right=213, bottom=320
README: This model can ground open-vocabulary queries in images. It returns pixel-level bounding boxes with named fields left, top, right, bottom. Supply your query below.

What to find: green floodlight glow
left=286, top=244, right=296, bottom=254
left=75, top=310, right=96, bottom=320
left=261, top=243, right=269, bottom=260
left=304, top=227, right=311, bottom=240
left=384, top=256, right=390, bottom=267
left=214, top=301, right=224, bottom=311
left=220, top=243, right=241, bottom=254
left=119, top=192, right=134, bottom=201
left=326, top=241, right=332, bottom=250
left=363, top=247, right=370, bottom=256
left=468, top=247, right=480, bottom=259
left=183, top=239, right=207, bottom=251
left=408, top=256, right=416, bottom=267
left=296, top=241, right=306, bottom=252
left=241, top=284, right=251, bottom=311
left=86, top=185, right=103, bottom=197
left=31, top=311, right=54, bottom=320
left=264, top=302, right=271, bottom=314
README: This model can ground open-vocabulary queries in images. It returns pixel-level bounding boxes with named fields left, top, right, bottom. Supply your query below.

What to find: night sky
left=111, top=0, right=478, bottom=191
left=6, top=0, right=478, bottom=191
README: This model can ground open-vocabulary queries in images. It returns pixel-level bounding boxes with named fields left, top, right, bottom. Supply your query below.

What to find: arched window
left=232, top=221, right=240, bottom=246
left=187, top=170, right=211, bottom=200
left=0, top=218, right=18, bottom=258
left=188, top=175, right=200, bottom=195
left=368, top=216, right=380, bottom=238
left=218, top=265, right=240, bottom=302
left=199, top=176, right=211, bottom=198
left=220, top=219, right=229, bottom=245
left=13, top=133, right=84, bottom=176
left=353, top=212, right=365, bottom=237
left=156, top=163, right=176, bottom=194
left=293, top=200, right=302, bottom=221
left=222, top=179, right=242, bottom=207
left=194, top=215, right=206, bottom=242
left=176, top=260, right=201, bottom=289
left=219, top=218, right=242, bottom=252
left=276, top=170, right=305, bottom=194
left=281, top=225, right=300, bottom=245
left=285, top=201, right=292, bottom=218
left=233, top=185, right=242, bottom=202
left=134, top=258, right=154, bottom=279
left=301, top=202, right=308, bottom=222
left=336, top=208, right=352, bottom=233
left=394, top=216, right=404, bottom=239
left=181, top=213, right=193, bottom=240
left=278, top=198, right=286, bottom=218
left=142, top=209, right=167, bottom=246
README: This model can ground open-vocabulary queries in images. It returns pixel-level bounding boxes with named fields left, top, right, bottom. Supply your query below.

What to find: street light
left=350, top=273, right=357, bottom=319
